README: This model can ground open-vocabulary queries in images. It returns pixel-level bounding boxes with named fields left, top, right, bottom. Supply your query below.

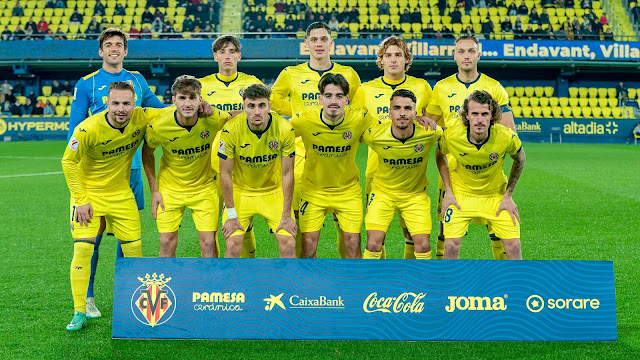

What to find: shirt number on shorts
left=367, top=193, right=375, bottom=207
left=444, top=208, right=453, bottom=223
left=299, top=200, right=309, bottom=215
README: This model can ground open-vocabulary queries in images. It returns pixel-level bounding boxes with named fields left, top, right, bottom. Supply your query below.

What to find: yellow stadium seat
left=566, top=9, right=575, bottom=17
left=529, top=97, right=539, bottom=107
left=544, top=86, right=554, bottom=97
left=48, top=96, right=58, bottom=106
left=54, top=8, right=64, bottom=16
left=561, top=107, right=572, bottom=118
left=37, top=95, right=47, bottom=103
left=58, top=96, right=69, bottom=107
left=582, top=107, right=592, bottom=118
left=533, top=86, right=544, bottom=97
left=629, top=88, right=637, bottom=99
left=601, top=107, right=612, bottom=118
left=524, top=86, right=534, bottom=98
left=542, top=107, right=552, bottom=118
left=612, top=108, right=623, bottom=118
left=105, top=8, right=114, bottom=16
left=588, top=87, right=598, bottom=98
left=519, top=97, right=529, bottom=107
left=149, top=85, right=157, bottom=94
left=521, top=106, right=532, bottom=117
left=539, top=97, right=549, bottom=107
left=568, top=87, right=578, bottom=98
left=578, top=98, right=589, bottom=107
left=607, top=88, right=616, bottom=98
left=549, top=97, right=559, bottom=107
left=608, top=99, right=617, bottom=108
left=452, top=23, right=462, bottom=33
left=505, top=86, right=515, bottom=97
left=578, top=87, right=588, bottom=98
left=592, top=107, right=602, bottom=118
left=42, top=86, right=52, bottom=97
left=597, top=98, right=607, bottom=108
left=55, top=105, right=66, bottom=117
left=569, top=98, right=579, bottom=107
left=515, top=87, right=525, bottom=97
left=552, top=107, right=563, bottom=118
left=511, top=106, right=522, bottom=118
left=532, top=106, right=542, bottom=118
left=511, top=97, right=519, bottom=106
left=588, top=98, right=598, bottom=107
left=572, top=107, right=582, bottom=118
left=559, top=97, right=569, bottom=107
left=597, top=88, right=608, bottom=98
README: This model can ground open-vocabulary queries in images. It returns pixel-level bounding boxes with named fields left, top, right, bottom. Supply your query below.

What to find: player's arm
left=497, top=145, right=526, bottom=224
left=347, top=69, right=362, bottom=106
left=419, top=85, right=442, bottom=129
left=270, top=69, right=293, bottom=117
left=495, top=84, right=516, bottom=131
left=61, top=128, right=92, bottom=226
left=435, top=138, right=460, bottom=217
left=276, top=151, right=297, bottom=236
left=141, top=136, right=164, bottom=220
left=218, top=131, right=244, bottom=238
left=67, top=78, right=90, bottom=141
left=349, top=86, right=365, bottom=110
left=500, top=109, right=516, bottom=132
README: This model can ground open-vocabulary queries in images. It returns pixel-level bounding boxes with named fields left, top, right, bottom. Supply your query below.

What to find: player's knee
left=120, top=239, right=142, bottom=257
left=503, top=239, right=522, bottom=259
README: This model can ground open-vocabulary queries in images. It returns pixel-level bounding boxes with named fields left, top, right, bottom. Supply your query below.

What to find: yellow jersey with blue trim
left=290, top=107, right=376, bottom=193
left=218, top=112, right=296, bottom=195
left=351, top=75, right=432, bottom=121
left=62, top=107, right=150, bottom=205
left=362, top=121, right=443, bottom=194
left=426, top=73, right=510, bottom=129
left=145, top=106, right=230, bottom=193
left=438, top=121, right=522, bottom=196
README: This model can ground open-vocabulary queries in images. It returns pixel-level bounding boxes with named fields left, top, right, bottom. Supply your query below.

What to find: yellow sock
left=295, top=217, right=302, bottom=258
left=240, top=228, right=257, bottom=258
left=120, top=239, right=142, bottom=257
left=490, top=234, right=506, bottom=260
left=380, top=244, right=387, bottom=259
left=335, top=218, right=346, bottom=259
left=436, top=236, right=445, bottom=259
left=70, top=241, right=93, bottom=313
left=404, top=240, right=415, bottom=259
left=414, top=250, right=432, bottom=260
left=363, top=249, right=382, bottom=259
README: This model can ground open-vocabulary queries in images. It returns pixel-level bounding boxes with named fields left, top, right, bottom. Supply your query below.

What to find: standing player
left=438, top=90, right=525, bottom=260
left=200, top=35, right=263, bottom=258
left=351, top=36, right=433, bottom=259
left=142, top=75, right=230, bottom=258
left=291, top=74, right=376, bottom=259
left=218, top=84, right=297, bottom=258
left=362, top=89, right=443, bottom=260
left=270, top=22, right=361, bottom=259
left=425, top=34, right=516, bottom=260
left=67, top=28, right=166, bottom=318
left=62, top=82, right=149, bottom=331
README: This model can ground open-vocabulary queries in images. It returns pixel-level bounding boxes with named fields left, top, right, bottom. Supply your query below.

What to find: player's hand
left=416, top=115, right=437, bottom=130
left=496, top=195, right=520, bottom=225
left=198, top=101, right=213, bottom=117
left=151, top=191, right=165, bottom=220
left=276, top=216, right=297, bottom=237
left=222, top=218, right=244, bottom=239
left=441, top=192, right=461, bottom=219
left=74, top=203, right=93, bottom=227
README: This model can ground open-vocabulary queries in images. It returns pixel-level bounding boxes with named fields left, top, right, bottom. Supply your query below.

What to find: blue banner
left=112, top=259, right=616, bottom=341
left=0, top=116, right=68, bottom=141
left=2, top=39, right=640, bottom=61
left=514, top=118, right=637, bottom=143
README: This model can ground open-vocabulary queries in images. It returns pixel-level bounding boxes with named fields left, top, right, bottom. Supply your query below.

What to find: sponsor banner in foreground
left=113, top=259, right=616, bottom=341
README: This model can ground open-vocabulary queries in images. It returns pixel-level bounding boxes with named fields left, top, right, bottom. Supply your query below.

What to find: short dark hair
left=171, top=75, right=202, bottom=96
left=99, top=28, right=128, bottom=50
left=459, top=90, right=502, bottom=127
left=243, top=83, right=272, bottom=101
left=108, top=81, right=135, bottom=97
left=306, top=21, right=331, bottom=37
left=212, top=35, right=241, bottom=53
left=318, top=73, right=349, bottom=95
left=454, top=34, right=479, bottom=46
left=390, top=89, right=417, bottom=104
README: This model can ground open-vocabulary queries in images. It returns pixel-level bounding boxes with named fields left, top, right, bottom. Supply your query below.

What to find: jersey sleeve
left=213, top=108, right=231, bottom=132
left=493, top=83, right=511, bottom=113
left=61, top=126, right=91, bottom=205
left=506, top=130, right=523, bottom=155
left=144, top=123, right=160, bottom=148
left=426, top=83, right=443, bottom=116
left=438, top=130, right=450, bottom=155
left=347, top=68, right=362, bottom=104
left=217, top=125, right=235, bottom=160
left=282, top=124, right=296, bottom=157
left=360, top=125, right=373, bottom=145
left=290, top=113, right=301, bottom=137
left=349, top=86, right=366, bottom=110
left=68, top=77, right=90, bottom=141
left=270, top=68, right=293, bottom=117
left=139, top=75, right=166, bottom=109
left=421, top=81, right=433, bottom=113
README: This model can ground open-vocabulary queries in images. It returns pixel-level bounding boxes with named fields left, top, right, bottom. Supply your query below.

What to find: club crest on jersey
left=414, top=143, right=424, bottom=153
left=269, top=139, right=279, bottom=151
left=132, top=130, right=140, bottom=137
left=132, top=273, right=176, bottom=328
left=200, top=129, right=210, bottom=139
left=238, top=88, right=244, bottom=97
left=343, top=130, right=352, bottom=140
left=489, top=152, right=499, bottom=161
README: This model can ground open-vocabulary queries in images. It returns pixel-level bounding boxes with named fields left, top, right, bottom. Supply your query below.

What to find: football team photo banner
left=112, top=259, right=617, bottom=341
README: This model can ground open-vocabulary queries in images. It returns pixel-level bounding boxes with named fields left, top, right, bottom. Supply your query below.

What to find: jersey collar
left=99, top=68, right=127, bottom=77
left=466, top=125, right=491, bottom=150
left=215, top=73, right=239, bottom=87
left=104, top=112, right=128, bottom=133
left=174, top=110, right=198, bottom=132
left=307, top=61, right=335, bottom=77
left=382, top=75, right=407, bottom=90
left=247, top=113, right=272, bottom=139
left=456, top=72, right=482, bottom=89
left=391, top=122, right=415, bottom=144
left=319, top=109, right=344, bottom=130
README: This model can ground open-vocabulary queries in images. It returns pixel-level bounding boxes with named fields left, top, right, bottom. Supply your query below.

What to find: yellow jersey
left=62, top=108, right=152, bottom=205
left=145, top=106, right=230, bottom=193
left=218, top=112, right=296, bottom=195
left=362, top=121, right=443, bottom=194
left=426, top=73, right=510, bottom=129
left=439, top=121, right=523, bottom=196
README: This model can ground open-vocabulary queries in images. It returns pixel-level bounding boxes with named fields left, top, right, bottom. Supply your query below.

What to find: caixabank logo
left=130, top=273, right=176, bottom=327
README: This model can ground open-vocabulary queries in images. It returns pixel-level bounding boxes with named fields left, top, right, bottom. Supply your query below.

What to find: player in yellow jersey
left=62, top=82, right=150, bottom=331
left=291, top=74, right=376, bottom=259
left=351, top=36, right=433, bottom=260
left=218, top=84, right=297, bottom=258
left=271, top=22, right=361, bottom=259
left=361, top=89, right=444, bottom=260
left=425, top=34, right=516, bottom=260
left=142, top=75, right=230, bottom=258
left=200, top=35, right=264, bottom=258
left=438, top=90, right=525, bottom=260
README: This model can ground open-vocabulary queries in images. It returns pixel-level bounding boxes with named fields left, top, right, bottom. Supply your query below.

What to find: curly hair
left=459, top=90, right=502, bottom=127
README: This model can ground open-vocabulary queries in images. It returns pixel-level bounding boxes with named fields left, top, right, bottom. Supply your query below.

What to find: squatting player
left=361, top=89, right=443, bottom=260
left=351, top=36, right=433, bottom=259
left=425, top=34, right=516, bottom=260
left=62, top=82, right=149, bottom=331
left=291, top=73, right=376, bottom=259
left=438, top=90, right=525, bottom=260
left=271, top=21, right=361, bottom=258
left=200, top=35, right=264, bottom=258
left=142, top=75, right=230, bottom=258
left=67, top=28, right=165, bottom=318
left=218, top=84, right=297, bottom=258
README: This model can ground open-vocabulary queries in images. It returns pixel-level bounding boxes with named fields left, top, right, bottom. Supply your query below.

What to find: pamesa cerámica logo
left=131, top=273, right=176, bottom=327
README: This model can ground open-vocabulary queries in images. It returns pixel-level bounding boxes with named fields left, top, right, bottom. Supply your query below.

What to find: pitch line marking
left=0, top=156, right=61, bottom=160
left=0, top=171, right=63, bottom=178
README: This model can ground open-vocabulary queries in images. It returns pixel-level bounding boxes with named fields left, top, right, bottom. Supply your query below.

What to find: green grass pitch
left=0, top=140, right=638, bottom=359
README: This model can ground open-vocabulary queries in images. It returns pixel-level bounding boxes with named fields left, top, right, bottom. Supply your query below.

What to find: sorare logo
left=131, top=273, right=176, bottom=327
